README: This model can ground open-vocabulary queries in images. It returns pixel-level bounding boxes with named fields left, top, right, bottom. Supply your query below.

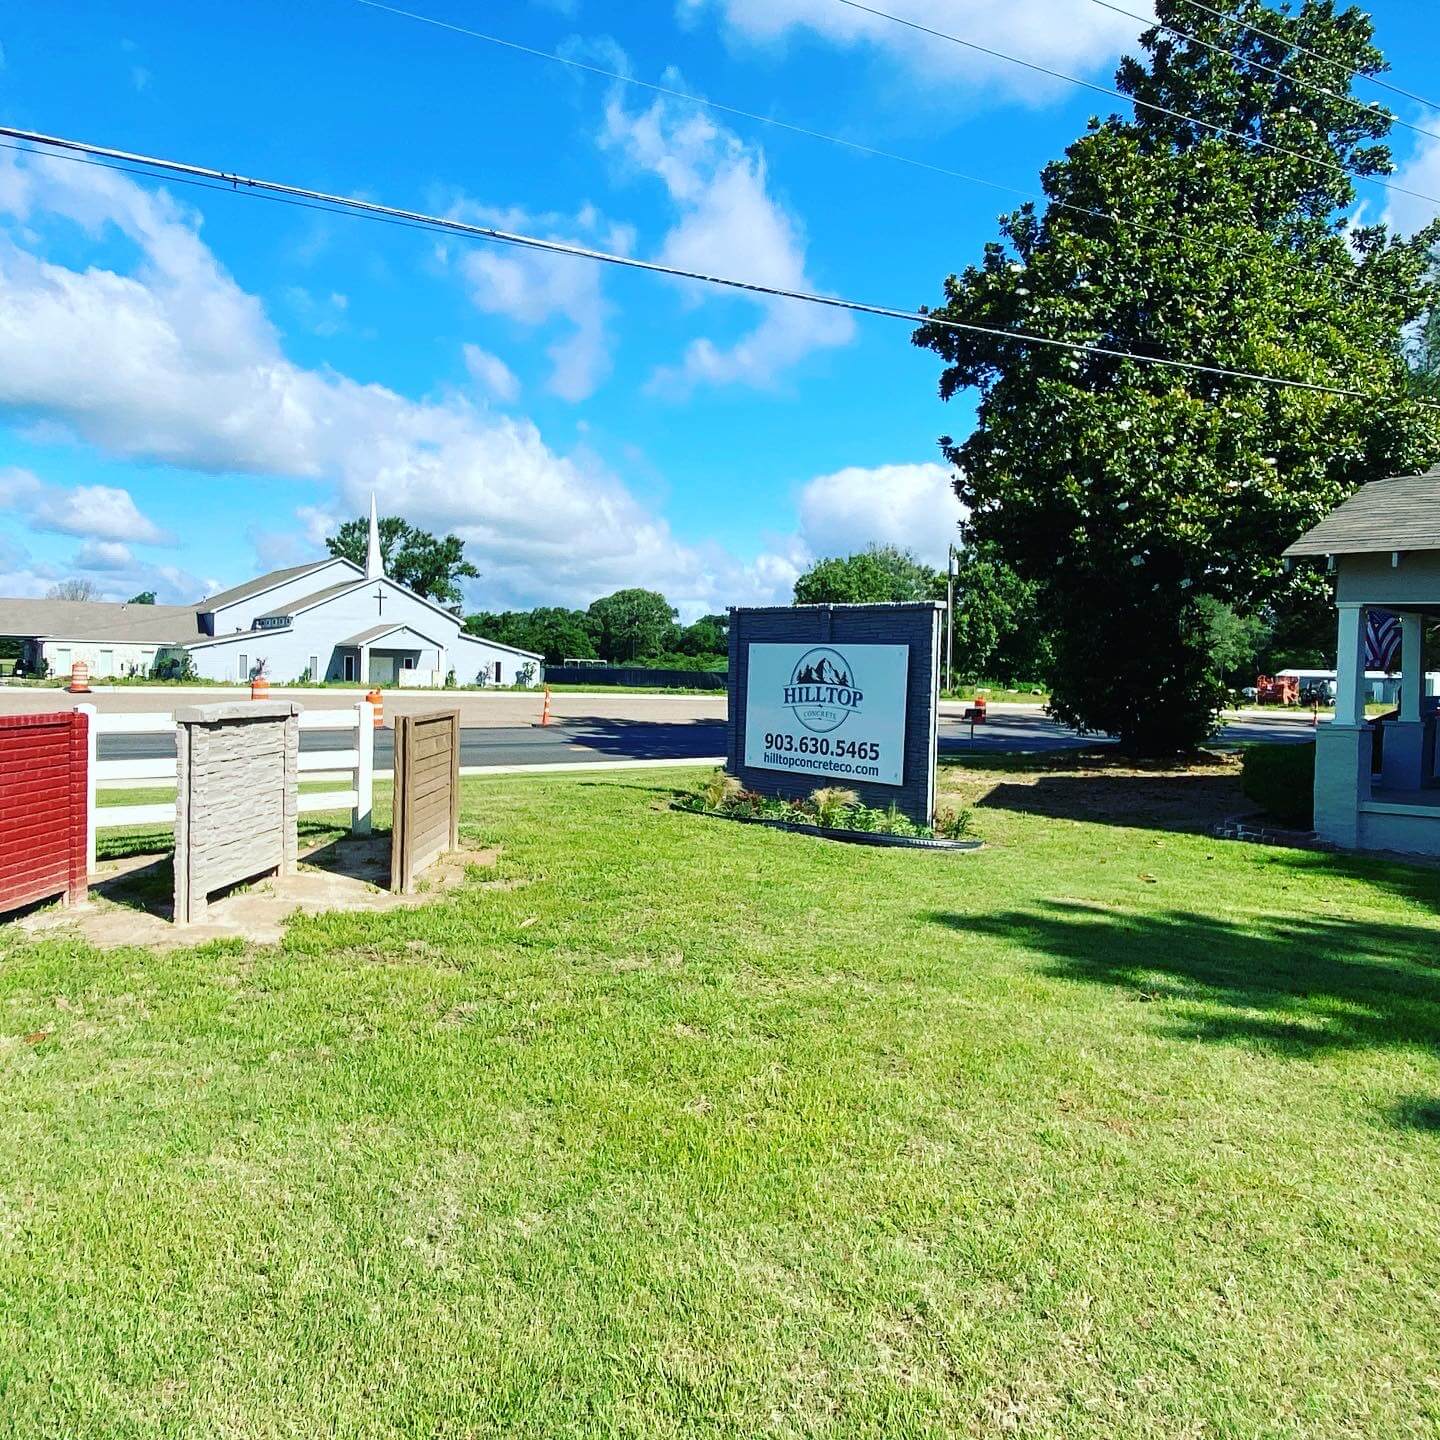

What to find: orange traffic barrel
left=366, top=688, right=383, bottom=726
left=251, top=672, right=270, bottom=701
left=67, top=660, right=91, bottom=694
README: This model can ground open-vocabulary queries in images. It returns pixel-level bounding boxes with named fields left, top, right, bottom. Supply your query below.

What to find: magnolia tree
left=913, top=0, right=1440, bottom=753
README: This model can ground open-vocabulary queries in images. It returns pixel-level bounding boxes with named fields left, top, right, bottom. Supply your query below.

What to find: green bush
left=1241, top=743, right=1315, bottom=829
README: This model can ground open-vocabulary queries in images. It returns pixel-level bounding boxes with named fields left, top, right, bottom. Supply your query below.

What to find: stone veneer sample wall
left=173, top=702, right=299, bottom=924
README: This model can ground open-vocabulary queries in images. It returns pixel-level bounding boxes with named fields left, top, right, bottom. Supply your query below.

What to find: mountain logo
left=784, top=648, right=863, bottom=734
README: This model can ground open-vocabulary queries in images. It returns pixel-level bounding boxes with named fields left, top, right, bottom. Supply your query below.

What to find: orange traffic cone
left=539, top=685, right=552, bottom=727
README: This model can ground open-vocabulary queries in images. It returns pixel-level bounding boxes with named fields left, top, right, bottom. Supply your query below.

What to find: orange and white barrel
left=67, top=660, right=91, bottom=694
left=251, top=672, right=270, bottom=701
left=366, top=688, right=383, bottom=727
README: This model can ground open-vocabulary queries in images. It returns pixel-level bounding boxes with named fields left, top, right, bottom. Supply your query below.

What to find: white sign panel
left=743, top=642, right=909, bottom=788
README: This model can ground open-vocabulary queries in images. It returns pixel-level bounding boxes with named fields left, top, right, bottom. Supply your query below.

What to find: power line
left=1089, top=0, right=1440, bottom=147
left=1175, top=0, right=1440, bottom=117
left=828, top=0, right=1440, bottom=209
left=352, top=0, right=1425, bottom=315
left=1, top=125, right=1435, bottom=411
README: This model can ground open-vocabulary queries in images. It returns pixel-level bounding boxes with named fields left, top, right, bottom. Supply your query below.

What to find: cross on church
left=373, top=587, right=385, bottom=616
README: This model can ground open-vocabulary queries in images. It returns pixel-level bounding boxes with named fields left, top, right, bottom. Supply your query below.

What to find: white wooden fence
left=74, top=702, right=375, bottom=873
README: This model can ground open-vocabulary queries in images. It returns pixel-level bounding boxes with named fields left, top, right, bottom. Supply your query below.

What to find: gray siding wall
left=1335, top=551, right=1440, bottom=607
left=726, top=603, right=942, bottom=826
left=205, top=558, right=360, bottom=634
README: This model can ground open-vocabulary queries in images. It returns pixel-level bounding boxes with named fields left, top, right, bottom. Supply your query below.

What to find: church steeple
left=364, top=493, right=384, bottom=580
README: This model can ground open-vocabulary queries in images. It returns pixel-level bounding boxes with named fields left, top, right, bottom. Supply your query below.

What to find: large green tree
left=913, top=0, right=1440, bottom=753
left=586, top=589, right=679, bottom=662
left=327, top=515, right=479, bottom=610
left=794, top=545, right=942, bottom=606
left=465, top=607, right=597, bottom=666
left=950, top=544, right=1051, bottom=685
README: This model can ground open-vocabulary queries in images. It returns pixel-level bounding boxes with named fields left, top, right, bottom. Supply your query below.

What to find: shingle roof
left=1285, top=467, right=1440, bottom=557
left=338, top=623, right=440, bottom=647
left=199, top=560, right=337, bottom=612
left=254, top=578, right=368, bottom=621
left=0, top=598, right=203, bottom=643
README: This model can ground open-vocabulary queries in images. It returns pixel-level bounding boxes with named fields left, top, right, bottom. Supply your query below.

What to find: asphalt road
left=94, top=709, right=1319, bottom=769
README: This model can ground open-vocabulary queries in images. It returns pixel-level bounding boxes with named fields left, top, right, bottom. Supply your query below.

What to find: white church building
left=2, top=499, right=542, bottom=688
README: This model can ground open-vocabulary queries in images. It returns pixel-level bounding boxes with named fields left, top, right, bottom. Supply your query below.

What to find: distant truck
left=1256, top=674, right=1300, bottom=706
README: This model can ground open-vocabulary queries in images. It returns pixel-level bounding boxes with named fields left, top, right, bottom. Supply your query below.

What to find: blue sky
left=1, top=0, right=1436, bottom=617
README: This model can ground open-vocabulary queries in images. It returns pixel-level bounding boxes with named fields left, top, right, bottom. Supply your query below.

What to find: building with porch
left=1284, top=465, right=1440, bottom=856
left=0, top=498, right=541, bottom=687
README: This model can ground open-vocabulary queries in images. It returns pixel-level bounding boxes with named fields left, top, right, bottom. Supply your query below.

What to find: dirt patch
left=941, top=752, right=1247, bottom=834
left=17, top=838, right=500, bottom=951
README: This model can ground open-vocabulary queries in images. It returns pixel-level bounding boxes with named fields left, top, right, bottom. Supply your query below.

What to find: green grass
left=4, top=767, right=1440, bottom=1436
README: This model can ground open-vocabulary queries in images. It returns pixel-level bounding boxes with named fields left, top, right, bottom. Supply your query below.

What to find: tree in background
left=794, top=545, right=942, bottom=605
left=326, top=515, right=479, bottom=610
left=586, top=589, right=679, bottom=663
left=127, top=590, right=157, bottom=605
left=950, top=545, right=1051, bottom=686
left=677, top=613, right=729, bottom=657
left=465, top=607, right=598, bottom=666
left=1410, top=301, right=1440, bottom=400
left=47, top=579, right=99, bottom=602
left=913, top=0, right=1440, bottom=753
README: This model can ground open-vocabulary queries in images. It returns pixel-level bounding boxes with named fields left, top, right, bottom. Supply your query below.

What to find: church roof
left=254, top=579, right=368, bottom=621
left=1285, top=466, right=1440, bottom=558
left=0, top=598, right=202, bottom=643
left=199, top=560, right=338, bottom=612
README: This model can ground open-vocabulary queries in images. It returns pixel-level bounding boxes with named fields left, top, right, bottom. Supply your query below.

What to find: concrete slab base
left=16, top=837, right=498, bottom=950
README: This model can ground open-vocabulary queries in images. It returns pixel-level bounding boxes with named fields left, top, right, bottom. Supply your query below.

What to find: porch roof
left=1285, top=466, right=1440, bottom=558
left=338, top=622, right=442, bottom=649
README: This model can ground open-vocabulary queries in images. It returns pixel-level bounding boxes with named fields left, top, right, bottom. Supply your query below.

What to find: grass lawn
left=4, top=760, right=1440, bottom=1436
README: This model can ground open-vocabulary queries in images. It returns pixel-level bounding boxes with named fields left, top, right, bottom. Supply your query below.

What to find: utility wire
left=1089, top=0, right=1440, bottom=146
left=1, top=125, right=1435, bottom=411
left=828, top=0, right=1440, bottom=209
left=1175, top=0, right=1440, bottom=117
left=353, top=0, right=1425, bottom=315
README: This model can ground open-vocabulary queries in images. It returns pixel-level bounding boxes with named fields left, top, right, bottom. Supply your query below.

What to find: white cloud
left=444, top=203, right=616, bottom=402
left=600, top=88, right=854, bottom=394
left=677, top=0, right=1145, bottom=98
left=1383, top=129, right=1440, bottom=238
left=0, top=467, right=171, bottom=544
left=0, top=152, right=778, bottom=613
left=796, top=462, right=962, bottom=565
left=74, top=539, right=134, bottom=571
left=463, top=343, right=521, bottom=404
left=34, top=484, right=172, bottom=544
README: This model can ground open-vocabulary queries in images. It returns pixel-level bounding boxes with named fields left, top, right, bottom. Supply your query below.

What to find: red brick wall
left=0, top=711, right=88, bottom=915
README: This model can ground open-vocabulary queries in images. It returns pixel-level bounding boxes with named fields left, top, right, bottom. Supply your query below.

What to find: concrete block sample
left=173, top=701, right=300, bottom=925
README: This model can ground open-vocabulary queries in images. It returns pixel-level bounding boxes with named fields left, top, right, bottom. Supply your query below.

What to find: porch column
left=359, top=643, right=370, bottom=685
left=1333, top=603, right=1367, bottom=725
left=1315, top=601, right=1372, bottom=848
left=1382, top=610, right=1430, bottom=791
left=1400, top=612, right=1424, bottom=722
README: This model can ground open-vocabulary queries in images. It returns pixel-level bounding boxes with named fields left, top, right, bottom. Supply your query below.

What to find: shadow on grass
left=972, top=771, right=1246, bottom=834
left=930, top=898, right=1440, bottom=1072
left=96, top=817, right=364, bottom=916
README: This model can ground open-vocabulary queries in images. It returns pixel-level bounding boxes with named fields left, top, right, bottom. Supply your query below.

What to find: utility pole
left=945, top=543, right=958, bottom=697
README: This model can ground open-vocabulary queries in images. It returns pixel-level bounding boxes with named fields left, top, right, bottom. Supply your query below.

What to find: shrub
left=1241, top=743, right=1315, bottom=829
left=151, top=651, right=198, bottom=682
left=810, top=786, right=860, bottom=828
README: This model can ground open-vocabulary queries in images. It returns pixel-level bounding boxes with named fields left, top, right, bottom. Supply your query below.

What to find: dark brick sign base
left=726, top=603, right=943, bottom=826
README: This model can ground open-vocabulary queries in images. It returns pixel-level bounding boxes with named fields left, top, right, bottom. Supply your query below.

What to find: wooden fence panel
left=391, top=710, right=460, bottom=893
left=0, top=712, right=88, bottom=915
